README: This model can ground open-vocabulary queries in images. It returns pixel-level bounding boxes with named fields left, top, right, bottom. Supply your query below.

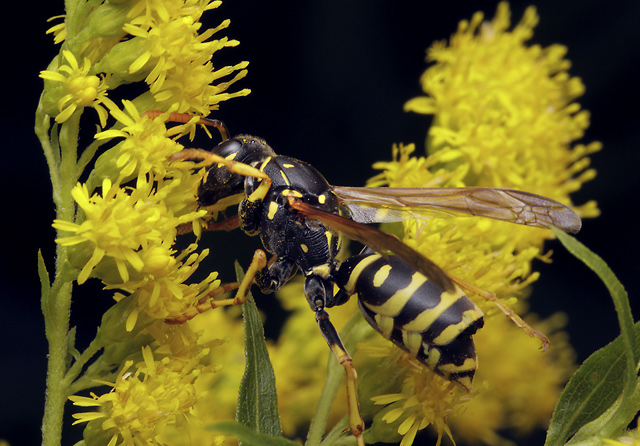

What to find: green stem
left=65, top=336, right=105, bottom=388
left=306, top=351, right=347, bottom=446
left=36, top=101, right=62, bottom=207
left=41, top=280, right=73, bottom=446
left=37, top=108, right=81, bottom=446
left=322, top=416, right=353, bottom=446
left=307, top=315, right=369, bottom=446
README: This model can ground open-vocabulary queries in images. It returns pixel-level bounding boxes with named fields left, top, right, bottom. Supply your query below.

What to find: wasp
left=153, top=112, right=581, bottom=446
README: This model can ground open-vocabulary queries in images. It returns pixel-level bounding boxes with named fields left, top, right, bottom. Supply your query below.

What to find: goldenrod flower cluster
left=38, top=1, right=249, bottom=445
left=37, top=2, right=600, bottom=446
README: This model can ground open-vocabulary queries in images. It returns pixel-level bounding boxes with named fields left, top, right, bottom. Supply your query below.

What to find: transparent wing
left=287, top=198, right=455, bottom=292
left=333, top=186, right=582, bottom=233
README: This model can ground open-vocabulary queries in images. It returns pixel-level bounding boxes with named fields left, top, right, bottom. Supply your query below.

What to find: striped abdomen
left=336, top=253, right=484, bottom=391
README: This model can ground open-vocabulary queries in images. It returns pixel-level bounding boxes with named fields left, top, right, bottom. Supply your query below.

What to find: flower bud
left=86, top=144, right=129, bottom=192
left=97, top=294, right=154, bottom=344
left=365, top=402, right=404, bottom=444
left=82, top=419, right=115, bottom=446
left=87, top=2, right=129, bottom=39
left=94, top=38, right=149, bottom=86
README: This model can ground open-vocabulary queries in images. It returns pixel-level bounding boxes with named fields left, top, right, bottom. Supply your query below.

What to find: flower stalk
left=37, top=1, right=250, bottom=445
left=36, top=106, right=81, bottom=446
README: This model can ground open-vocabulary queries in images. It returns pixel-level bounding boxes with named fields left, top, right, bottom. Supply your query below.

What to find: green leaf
left=552, top=228, right=637, bottom=374
left=38, top=250, right=51, bottom=316
left=545, top=322, right=640, bottom=446
left=546, top=228, right=639, bottom=446
left=208, top=421, right=299, bottom=446
left=235, top=262, right=282, bottom=438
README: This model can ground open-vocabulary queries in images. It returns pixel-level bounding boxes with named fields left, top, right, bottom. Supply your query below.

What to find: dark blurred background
left=2, top=1, right=639, bottom=445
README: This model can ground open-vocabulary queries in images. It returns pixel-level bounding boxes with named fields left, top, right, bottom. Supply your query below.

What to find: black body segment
left=336, top=253, right=484, bottom=391
left=194, top=132, right=486, bottom=391
left=242, top=155, right=342, bottom=275
left=198, top=135, right=276, bottom=207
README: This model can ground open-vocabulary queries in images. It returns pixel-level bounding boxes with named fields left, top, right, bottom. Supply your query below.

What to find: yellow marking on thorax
left=311, top=264, right=332, bottom=279
left=318, top=194, right=326, bottom=204
left=279, top=170, right=291, bottom=186
left=282, top=189, right=303, bottom=198
left=432, top=307, right=483, bottom=346
left=372, top=264, right=392, bottom=287
left=399, top=286, right=467, bottom=332
left=345, top=254, right=381, bottom=294
left=267, top=201, right=279, bottom=220
left=260, top=156, right=272, bottom=171
left=300, top=244, right=309, bottom=253
left=282, top=163, right=295, bottom=168
left=364, top=271, right=427, bottom=317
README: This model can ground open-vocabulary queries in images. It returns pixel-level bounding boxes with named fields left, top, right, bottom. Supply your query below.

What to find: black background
left=2, top=1, right=639, bottom=445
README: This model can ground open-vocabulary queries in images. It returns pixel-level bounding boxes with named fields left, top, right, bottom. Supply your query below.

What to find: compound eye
left=212, top=138, right=243, bottom=159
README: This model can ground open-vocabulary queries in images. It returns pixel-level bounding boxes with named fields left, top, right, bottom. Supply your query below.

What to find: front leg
left=255, top=257, right=298, bottom=293
left=165, top=250, right=268, bottom=324
left=239, top=175, right=272, bottom=236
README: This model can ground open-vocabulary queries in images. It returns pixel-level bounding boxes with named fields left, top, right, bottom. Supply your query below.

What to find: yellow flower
left=94, top=101, right=211, bottom=228
left=404, top=2, right=600, bottom=218
left=112, top=244, right=221, bottom=329
left=70, top=343, right=208, bottom=446
left=363, top=3, right=593, bottom=444
left=449, top=314, right=575, bottom=444
left=95, top=100, right=186, bottom=180
left=40, top=2, right=253, bottom=446
left=53, top=177, right=202, bottom=285
left=368, top=347, right=469, bottom=446
left=45, top=15, right=66, bottom=44
left=159, top=305, right=246, bottom=446
left=124, top=1, right=250, bottom=114
left=39, top=50, right=116, bottom=126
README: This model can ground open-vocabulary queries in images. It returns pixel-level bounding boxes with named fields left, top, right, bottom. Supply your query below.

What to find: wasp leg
left=238, top=171, right=273, bottom=235
left=316, top=309, right=365, bottom=446
left=170, top=148, right=270, bottom=182
left=165, top=249, right=268, bottom=324
left=255, top=257, right=298, bottom=293
left=451, top=276, right=550, bottom=350
left=143, top=110, right=230, bottom=141
left=176, top=215, right=241, bottom=235
left=202, top=215, right=242, bottom=232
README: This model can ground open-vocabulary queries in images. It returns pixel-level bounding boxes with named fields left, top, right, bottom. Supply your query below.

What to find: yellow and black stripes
left=336, top=253, right=484, bottom=391
left=148, top=112, right=578, bottom=446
